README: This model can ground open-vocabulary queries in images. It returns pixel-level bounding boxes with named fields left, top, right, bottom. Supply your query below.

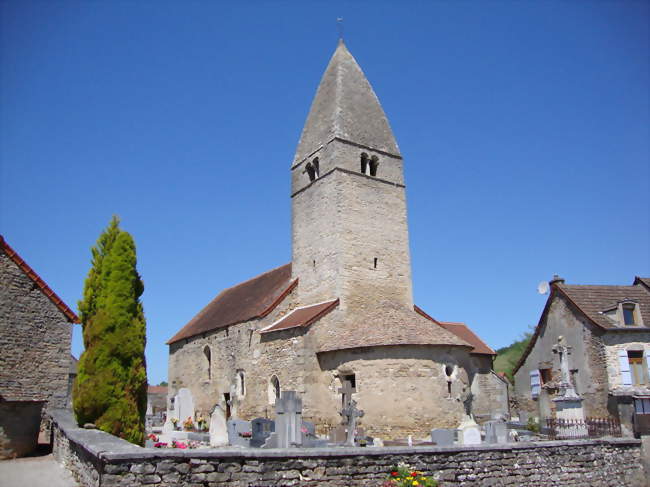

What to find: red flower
left=411, top=472, right=418, bottom=477
left=391, top=472, right=398, bottom=477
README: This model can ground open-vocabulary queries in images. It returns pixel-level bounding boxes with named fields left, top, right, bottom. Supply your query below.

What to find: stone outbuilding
left=513, top=275, right=650, bottom=436
left=0, top=236, right=77, bottom=458
left=167, top=41, right=508, bottom=440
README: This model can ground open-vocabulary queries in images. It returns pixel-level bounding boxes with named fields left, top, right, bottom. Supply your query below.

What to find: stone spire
left=293, top=41, right=400, bottom=165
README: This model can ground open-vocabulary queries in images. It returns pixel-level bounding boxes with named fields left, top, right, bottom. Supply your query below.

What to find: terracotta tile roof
left=147, top=385, right=168, bottom=395
left=1, top=235, right=79, bottom=323
left=437, top=321, right=496, bottom=355
left=414, top=306, right=495, bottom=355
left=317, top=301, right=472, bottom=353
left=557, top=281, right=650, bottom=330
left=167, top=263, right=296, bottom=344
left=261, top=299, right=339, bottom=334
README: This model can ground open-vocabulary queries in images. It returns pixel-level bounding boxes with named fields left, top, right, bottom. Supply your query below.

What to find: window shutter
left=530, top=370, right=541, bottom=398
left=618, top=349, right=632, bottom=386
left=645, top=349, right=650, bottom=384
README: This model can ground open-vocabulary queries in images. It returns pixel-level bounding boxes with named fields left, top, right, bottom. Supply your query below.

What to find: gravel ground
left=0, top=453, right=78, bottom=487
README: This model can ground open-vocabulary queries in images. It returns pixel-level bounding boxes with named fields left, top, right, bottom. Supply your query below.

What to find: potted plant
left=170, top=417, right=179, bottom=430
left=183, top=416, right=194, bottom=431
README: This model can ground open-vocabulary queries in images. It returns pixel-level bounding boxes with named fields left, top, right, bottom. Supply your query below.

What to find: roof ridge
left=0, top=235, right=79, bottom=323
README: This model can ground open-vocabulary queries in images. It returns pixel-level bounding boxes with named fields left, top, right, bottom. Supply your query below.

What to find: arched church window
left=312, top=157, right=320, bottom=178
left=237, top=370, right=246, bottom=397
left=369, top=155, right=379, bottom=177
left=360, top=153, right=369, bottom=175
left=203, top=346, right=211, bottom=381
left=305, top=162, right=316, bottom=181
left=268, top=375, right=280, bottom=404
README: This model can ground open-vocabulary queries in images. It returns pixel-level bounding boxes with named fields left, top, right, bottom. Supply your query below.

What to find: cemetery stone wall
left=51, top=410, right=649, bottom=487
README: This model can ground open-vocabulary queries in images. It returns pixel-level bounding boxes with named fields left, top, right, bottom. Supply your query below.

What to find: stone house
left=146, top=385, right=167, bottom=417
left=167, top=41, right=508, bottom=440
left=513, top=275, right=650, bottom=436
left=0, top=235, right=77, bottom=458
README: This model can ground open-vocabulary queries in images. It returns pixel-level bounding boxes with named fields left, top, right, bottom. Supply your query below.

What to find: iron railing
left=545, top=417, right=621, bottom=439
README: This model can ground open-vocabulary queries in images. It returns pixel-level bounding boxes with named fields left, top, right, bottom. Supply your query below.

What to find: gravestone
left=431, top=428, right=456, bottom=446
left=300, top=420, right=327, bottom=447
left=484, top=420, right=508, bottom=444
left=251, top=418, right=274, bottom=448
left=227, top=419, right=252, bottom=447
left=262, top=391, right=303, bottom=448
left=457, top=417, right=482, bottom=445
left=209, top=405, right=228, bottom=447
left=329, top=425, right=347, bottom=443
left=176, top=388, right=195, bottom=424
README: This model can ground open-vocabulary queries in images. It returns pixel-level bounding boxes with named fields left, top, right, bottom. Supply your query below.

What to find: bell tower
left=291, top=41, right=413, bottom=313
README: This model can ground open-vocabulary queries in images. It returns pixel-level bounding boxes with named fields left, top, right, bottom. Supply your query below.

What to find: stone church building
left=167, top=41, right=507, bottom=439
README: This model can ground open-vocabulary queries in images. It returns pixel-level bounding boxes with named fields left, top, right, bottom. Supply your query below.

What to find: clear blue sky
left=1, top=1, right=648, bottom=385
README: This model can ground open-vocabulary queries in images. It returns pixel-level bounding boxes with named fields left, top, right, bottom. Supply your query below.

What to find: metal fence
left=545, top=417, right=622, bottom=439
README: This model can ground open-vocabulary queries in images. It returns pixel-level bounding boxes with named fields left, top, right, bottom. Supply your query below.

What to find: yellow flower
left=412, top=482, right=419, bottom=486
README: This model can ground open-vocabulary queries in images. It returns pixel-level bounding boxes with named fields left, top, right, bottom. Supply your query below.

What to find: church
left=167, top=41, right=507, bottom=439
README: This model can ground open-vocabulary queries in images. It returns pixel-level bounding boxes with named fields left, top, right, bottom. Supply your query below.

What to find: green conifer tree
left=73, top=216, right=148, bottom=445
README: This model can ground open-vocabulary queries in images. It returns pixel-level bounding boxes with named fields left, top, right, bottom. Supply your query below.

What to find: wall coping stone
left=50, top=409, right=641, bottom=463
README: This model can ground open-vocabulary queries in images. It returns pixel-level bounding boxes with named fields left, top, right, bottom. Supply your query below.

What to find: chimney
left=550, top=274, right=565, bottom=286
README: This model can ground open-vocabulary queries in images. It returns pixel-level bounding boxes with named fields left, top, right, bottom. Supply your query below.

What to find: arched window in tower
left=203, top=346, right=211, bottom=381
left=312, top=157, right=320, bottom=178
left=305, top=162, right=316, bottom=182
left=360, top=153, right=369, bottom=175
left=268, top=375, right=281, bottom=405
left=369, top=155, right=379, bottom=177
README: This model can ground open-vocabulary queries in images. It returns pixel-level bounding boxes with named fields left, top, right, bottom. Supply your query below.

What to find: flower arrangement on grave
left=170, top=417, right=179, bottom=429
left=382, top=463, right=438, bottom=487
left=196, top=415, right=207, bottom=431
left=183, top=416, right=194, bottom=431
left=239, top=431, right=252, bottom=438
left=147, top=433, right=159, bottom=442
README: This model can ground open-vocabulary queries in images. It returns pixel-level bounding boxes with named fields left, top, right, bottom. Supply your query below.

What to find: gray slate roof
left=293, top=40, right=400, bottom=165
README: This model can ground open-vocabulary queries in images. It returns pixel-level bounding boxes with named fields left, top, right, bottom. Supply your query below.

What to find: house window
left=629, top=351, right=646, bottom=385
left=623, top=304, right=636, bottom=326
left=635, top=398, right=650, bottom=414
left=539, top=368, right=552, bottom=385
left=530, top=370, right=541, bottom=398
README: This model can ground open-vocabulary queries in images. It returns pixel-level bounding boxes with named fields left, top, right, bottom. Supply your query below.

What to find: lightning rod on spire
left=337, top=17, right=344, bottom=41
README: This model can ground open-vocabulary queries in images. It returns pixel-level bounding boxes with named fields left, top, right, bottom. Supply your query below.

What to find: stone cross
left=338, top=380, right=356, bottom=410
left=341, top=399, right=364, bottom=446
left=552, top=336, right=579, bottom=399
left=275, top=391, right=303, bottom=448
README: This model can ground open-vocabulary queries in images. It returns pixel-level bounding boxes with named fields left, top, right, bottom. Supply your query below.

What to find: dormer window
left=601, top=301, right=644, bottom=327
left=623, top=304, right=636, bottom=326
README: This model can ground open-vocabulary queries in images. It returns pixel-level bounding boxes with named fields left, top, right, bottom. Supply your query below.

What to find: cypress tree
left=73, top=216, right=148, bottom=445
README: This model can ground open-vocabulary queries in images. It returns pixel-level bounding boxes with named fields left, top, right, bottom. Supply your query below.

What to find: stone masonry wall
left=514, top=295, right=609, bottom=419
left=50, top=409, right=648, bottom=487
left=0, top=248, right=73, bottom=407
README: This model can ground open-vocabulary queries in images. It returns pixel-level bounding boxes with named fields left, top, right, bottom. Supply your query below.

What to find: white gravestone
left=457, top=416, right=482, bottom=445
left=176, top=388, right=195, bottom=424
left=209, top=405, right=228, bottom=447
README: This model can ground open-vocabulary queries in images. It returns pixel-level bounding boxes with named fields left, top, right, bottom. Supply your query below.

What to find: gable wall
left=0, top=248, right=72, bottom=407
left=513, top=294, right=608, bottom=419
